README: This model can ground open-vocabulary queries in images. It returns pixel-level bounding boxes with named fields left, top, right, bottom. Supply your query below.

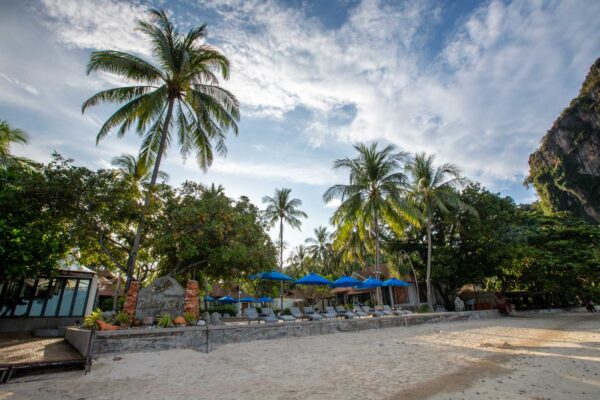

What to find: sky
left=1, top=0, right=600, bottom=259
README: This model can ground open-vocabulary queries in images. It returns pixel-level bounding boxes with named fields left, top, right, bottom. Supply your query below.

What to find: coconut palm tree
left=0, top=120, right=32, bottom=171
left=405, top=152, right=473, bottom=310
left=111, top=153, right=169, bottom=184
left=287, top=245, right=311, bottom=277
left=324, top=143, right=418, bottom=304
left=82, top=9, right=239, bottom=289
left=262, top=188, right=307, bottom=271
left=305, top=226, right=333, bottom=274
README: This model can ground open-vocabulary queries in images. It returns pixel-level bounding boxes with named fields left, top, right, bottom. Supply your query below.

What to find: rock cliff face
left=527, top=58, right=600, bottom=222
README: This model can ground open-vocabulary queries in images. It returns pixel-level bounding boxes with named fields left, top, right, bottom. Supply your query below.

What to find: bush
left=83, top=308, right=104, bottom=328
left=282, top=308, right=291, bottom=315
left=183, top=312, right=197, bottom=325
left=115, top=311, right=129, bottom=325
left=99, top=297, right=125, bottom=312
left=416, top=305, right=430, bottom=313
left=207, top=305, right=236, bottom=315
left=157, top=313, right=174, bottom=328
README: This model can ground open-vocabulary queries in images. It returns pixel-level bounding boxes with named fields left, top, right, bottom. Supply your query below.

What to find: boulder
left=201, top=311, right=211, bottom=323
left=210, top=312, right=222, bottom=325
left=196, top=320, right=206, bottom=326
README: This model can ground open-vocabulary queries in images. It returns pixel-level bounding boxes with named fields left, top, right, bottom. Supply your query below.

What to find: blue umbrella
left=249, top=271, right=294, bottom=281
left=331, top=276, right=362, bottom=288
left=239, top=296, right=257, bottom=302
left=258, top=296, right=273, bottom=303
left=356, top=277, right=384, bottom=289
left=218, top=296, right=238, bottom=304
left=295, top=272, right=331, bottom=286
left=383, top=278, right=410, bottom=287
left=204, top=295, right=216, bottom=301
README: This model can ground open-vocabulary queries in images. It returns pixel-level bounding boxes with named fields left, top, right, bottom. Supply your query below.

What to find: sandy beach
left=1, top=312, right=598, bottom=400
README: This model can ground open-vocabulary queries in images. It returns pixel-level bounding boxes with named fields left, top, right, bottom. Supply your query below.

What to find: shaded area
left=0, top=333, right=81, bottom=365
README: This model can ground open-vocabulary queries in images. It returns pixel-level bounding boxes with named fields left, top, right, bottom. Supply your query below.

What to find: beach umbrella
left=295, top=272, right=331, bottom=286
left=250, top=271, right=293, bottom=311
left=217, top=296, right=238, bottom=304
left=258, top=296, right=273, bottom=303
left=239, top=297, right=257, bottom=303
left=331, top=276, right=362, bottom=305
left=204, top=295, right=216, bottom=301
left=356, top=277, right=384, bottom=289
left=383, top=278, right=410, bottom=306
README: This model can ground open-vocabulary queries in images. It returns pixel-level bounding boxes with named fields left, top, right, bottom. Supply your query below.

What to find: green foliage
left=83, top=308, right=105, bottom=329
left=99, top=297, right=125, bottom=312
left=157, top=313, right=174, bottom=328
left=183, top=312, right=197, bottom=325
left=115, top=311, right=130, bottom=325
left=207, top=305, right=236, bottom=315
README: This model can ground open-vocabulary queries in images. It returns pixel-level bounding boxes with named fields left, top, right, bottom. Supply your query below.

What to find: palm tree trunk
left=124, top=99, right=175, bottom=292
left=426, top=210, right=434, bottom=311
left=374, top=210, right=381, bottom=306
left=279, top=218, right=284, bottom=312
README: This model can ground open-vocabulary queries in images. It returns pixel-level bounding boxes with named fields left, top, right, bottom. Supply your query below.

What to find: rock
left=210, top=312, right=222, bottom=325
left=197, top=320, right=206, bottom=326
left=527, top=57, right=600, bottom=222
left=97, top=320, right=119, bottom=331
left=173, top=316, right=186, bottom=326
left=201, top=311, right=211, bottom=323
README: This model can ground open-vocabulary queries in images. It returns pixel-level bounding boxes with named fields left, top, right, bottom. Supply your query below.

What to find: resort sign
left=135, top=276, right=185, bottom=319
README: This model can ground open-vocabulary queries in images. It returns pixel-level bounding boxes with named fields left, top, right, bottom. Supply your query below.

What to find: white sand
left=2, top=313, right=599, bottom=400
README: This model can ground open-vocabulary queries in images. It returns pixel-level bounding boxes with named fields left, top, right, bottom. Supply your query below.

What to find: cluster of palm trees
left=263, top=144, right=472, bottom=310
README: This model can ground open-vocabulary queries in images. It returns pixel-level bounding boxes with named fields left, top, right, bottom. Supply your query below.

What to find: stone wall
left=94, top=310, right=498, bottom=355
left=65, top=327, right=92, bottom=356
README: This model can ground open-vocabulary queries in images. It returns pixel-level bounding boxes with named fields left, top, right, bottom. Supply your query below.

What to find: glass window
left=13, top=280, right=35, bottom=317
left=44, top=279, right=65, bottom=317
left=29, top=279, right=51, bottom=317
left=72, top=280, right=90, bottom=316
left=0, top=281, right=20, bottom=317
left=58, top=279, right=78, bottom=316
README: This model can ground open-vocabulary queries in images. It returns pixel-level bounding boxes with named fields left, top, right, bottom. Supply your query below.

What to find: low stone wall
left=94, top=310, right=498, bottom=356
left=65, top=327, right=92, bottom=357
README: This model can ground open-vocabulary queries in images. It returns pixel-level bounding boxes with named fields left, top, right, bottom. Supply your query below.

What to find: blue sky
left=1, top=0, right=600, bottom=258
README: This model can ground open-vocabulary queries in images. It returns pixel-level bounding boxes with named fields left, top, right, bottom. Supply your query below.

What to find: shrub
left=183, top=312, right=197, bottom=325
left=207, top=305, right=236, bottom=315
left=416, top=305, right=430, bottom=313
left=116, top=311, right=129, bottom=325
left=282, top=308, right=291, bottom=315
left=83, top=308, right=104, bottom=329
left=157, top=313, right=174, bottom=328
left=99, top=297, right=125, bottom=312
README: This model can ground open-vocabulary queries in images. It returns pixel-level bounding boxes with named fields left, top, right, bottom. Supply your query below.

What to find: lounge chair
left=244, top=307, right=260, bottom=324
left=291, top=307, right=306, bottom=321
left=321, top=306, right=338, bottom=319
left=382, top=305, right=400, bottom=316
left=260, top=307, right=279, bottom=324
left=303, top=306, right=323, bottom=321
left=361, top=305, right=384, bottom=317
left=335, top=305, right=357, bottom=319
left=353, top=305, right=368, bottom=318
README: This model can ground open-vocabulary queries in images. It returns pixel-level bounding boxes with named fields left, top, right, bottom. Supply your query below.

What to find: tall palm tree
left=405, top=152, right=472, bottom=310
left=287, top=245, right=311, bottom=277
left=0, top=120, right=32, bottom=171
left=111, top=153, right=169, bottom=184
left=324, top=143, right=418, bottom=304
left=305, top=226, right=333, bottom=274
left=82, top=9, right=239, bottom=289
left=262, top=188, right=307, bottom=309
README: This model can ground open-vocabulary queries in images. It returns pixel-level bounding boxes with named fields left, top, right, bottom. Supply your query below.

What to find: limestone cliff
left=527, top=57, right=600, bottom=222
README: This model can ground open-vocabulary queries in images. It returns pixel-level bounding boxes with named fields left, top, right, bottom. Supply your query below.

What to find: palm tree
left=0, top=120, right=32, bottom=171
left=111, top=153, right=169, bottom=184
left=82, top=9, right=239, bottom=289
left=262, top=188, right=307, bottom=309
left=324, top=143, right=418, bottom=305
left=405, top=152, right=472, bottom=310
left=305, top=226, right=333, bottom=274
left=287, top=245, right=311, bottom=277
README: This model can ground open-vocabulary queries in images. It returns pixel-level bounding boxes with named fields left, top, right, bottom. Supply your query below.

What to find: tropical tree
left=112, top=153, right=169, bottom=184
left=287, top=245, right=311, bottom=277
left=262, top=188, right=307, bottom=270
left=82, top=9, right=239, bottom=289
left=0, top=120, right=32, bottom=171
left=305, top=226, right=333, bottom=274
left=324, top=143, right=418, bottom=304
left=405, top=152, right=472, bottom=310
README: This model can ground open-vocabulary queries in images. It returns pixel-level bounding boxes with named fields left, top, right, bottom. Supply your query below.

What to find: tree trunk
left=279, top=218, right=284, bottom=312
left=124, top=99, right=175, bottom=293
left=426, top=210, right=434, bottom=311
left=374, top=209, right=381, bottom=306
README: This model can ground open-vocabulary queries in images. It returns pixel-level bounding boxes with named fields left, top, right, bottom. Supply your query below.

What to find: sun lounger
left=335, top=305, right=357, bottom=319
left=303, top=306, right=323, bottom=321
left=361, top=305, right=384, bottom=317
left=321, top=306, right=338, bottom=319
left=353, top=305, right=368, bottom=318
left=278, top=314, right=295, bottom=322
left=381, top=305, right=394, bottom=316
left=244, top=307, right=260, bottom=324
left=291, top=307, right=306, bottom=320
left=260, top=307, right=279, bottom=324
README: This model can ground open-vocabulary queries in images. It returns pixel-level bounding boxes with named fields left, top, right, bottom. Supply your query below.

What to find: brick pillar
left=183, top=280, right=200, bottom=319
left=123, top=281, right=140, bottom=323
